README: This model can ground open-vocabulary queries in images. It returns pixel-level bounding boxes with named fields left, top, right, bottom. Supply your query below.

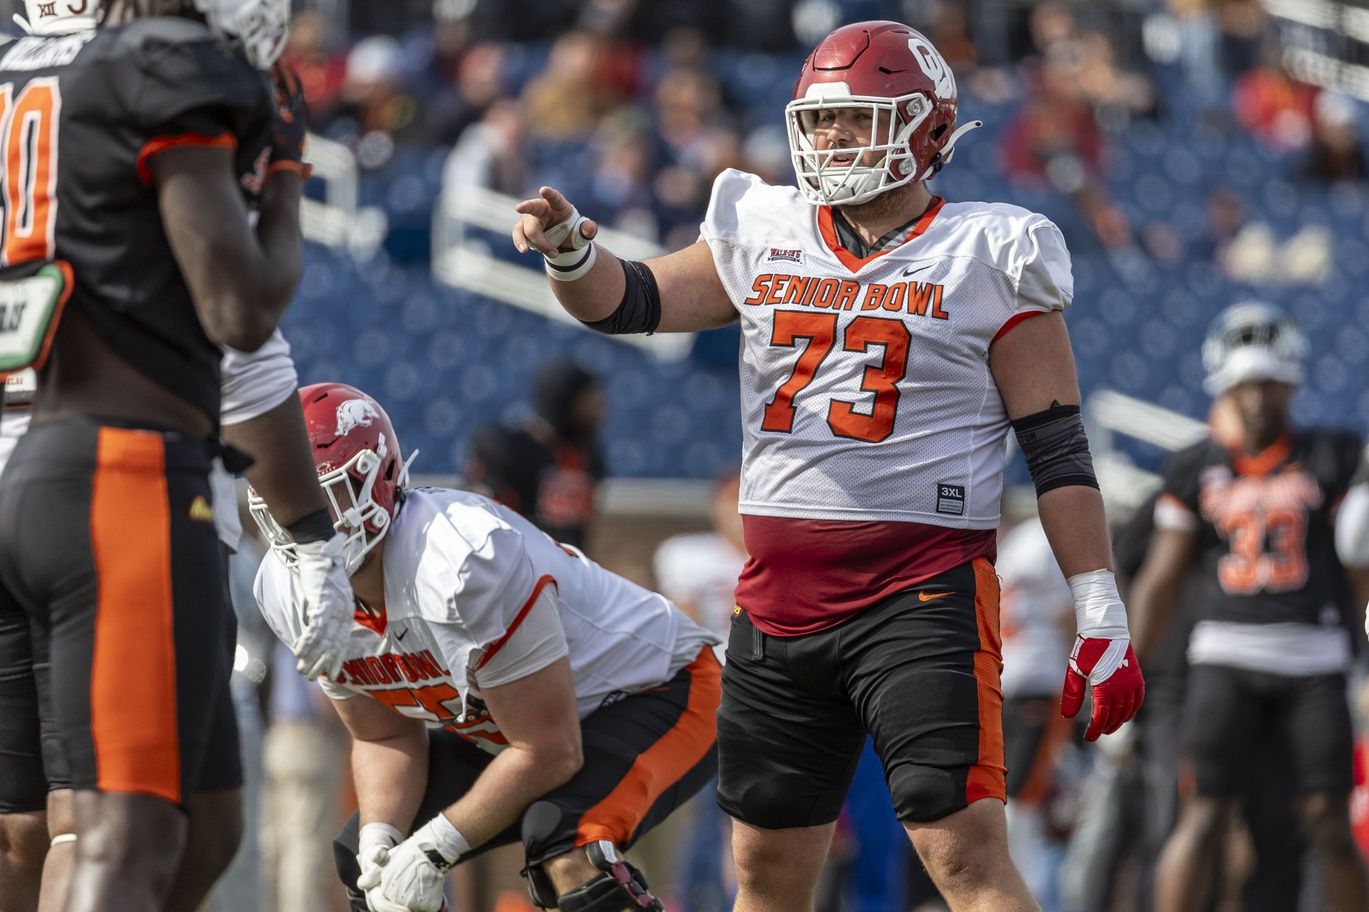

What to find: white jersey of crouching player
left=254, top=483, right=716, bottom=737
left=251, top=381, right=718, bottom=912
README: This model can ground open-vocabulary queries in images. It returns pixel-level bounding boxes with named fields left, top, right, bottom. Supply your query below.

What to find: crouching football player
left=252, top=383, right=720, bottom=912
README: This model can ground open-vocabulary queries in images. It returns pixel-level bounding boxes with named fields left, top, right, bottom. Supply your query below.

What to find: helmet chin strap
left=919, top=119, right=983, bottom=181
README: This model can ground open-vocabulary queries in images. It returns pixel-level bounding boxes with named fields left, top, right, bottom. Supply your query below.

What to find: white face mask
left=785, top=91, right=932, bottom=207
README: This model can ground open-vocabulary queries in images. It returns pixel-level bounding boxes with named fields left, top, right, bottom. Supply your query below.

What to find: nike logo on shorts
left=918, top=591, right=954, bottom=603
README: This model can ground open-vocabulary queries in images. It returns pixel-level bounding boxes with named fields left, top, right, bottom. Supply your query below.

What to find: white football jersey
left=995, top=518, right=1073, bottom=697
left=255, top=487, right=716, bottom=754
left=701, top=169, right=1073, bottom=529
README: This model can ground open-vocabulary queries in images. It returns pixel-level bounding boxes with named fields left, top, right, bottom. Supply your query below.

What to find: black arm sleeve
left=581, top=258, right=662, bottom=335
left=1012, top=403, right=1099, bottom=497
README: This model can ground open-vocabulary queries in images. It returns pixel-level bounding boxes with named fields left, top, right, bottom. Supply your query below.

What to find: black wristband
left=285, top=507, right=335, bottom=544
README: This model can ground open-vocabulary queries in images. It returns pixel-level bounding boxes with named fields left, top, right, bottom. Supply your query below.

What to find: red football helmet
left=249, top=382, right=416, bottom=574
left=786, top=20, right=979, bottom=205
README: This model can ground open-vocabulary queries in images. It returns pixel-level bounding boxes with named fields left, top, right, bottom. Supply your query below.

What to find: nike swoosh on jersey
left=901, top=262, right=934, bottom=277
left=918, top=591, right=955, bottom=603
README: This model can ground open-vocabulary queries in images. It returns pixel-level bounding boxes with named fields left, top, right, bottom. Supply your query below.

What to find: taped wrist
left=1067, top=568, right=1130, bottom=641
left=285, top=507, right=335, bottom=544
left=1012, top=404, right=1098, bottom=497
left=546, top=242, right=598, bottom=282
left=582, top=259, right=661, bottom=335
left=358, top=822, right=403, bottom=853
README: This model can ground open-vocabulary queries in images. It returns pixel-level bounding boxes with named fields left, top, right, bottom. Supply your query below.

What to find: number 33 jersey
left=701, top=168, right=1073, bottom=530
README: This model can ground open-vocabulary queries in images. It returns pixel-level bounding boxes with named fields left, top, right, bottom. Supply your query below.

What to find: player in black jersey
left=1130, top=302, right=1369, bottom=912
left=0, top=0, right=306, bottom=909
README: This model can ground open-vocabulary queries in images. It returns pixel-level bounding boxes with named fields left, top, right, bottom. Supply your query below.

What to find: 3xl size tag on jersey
left=0, top=260, right=71, bottom=374
left=936, top=483, right=965, bottom=516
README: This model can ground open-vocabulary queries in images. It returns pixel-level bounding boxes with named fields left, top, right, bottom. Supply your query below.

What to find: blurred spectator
left=282, top=10, right=348, bottom=125
left=1217, top=0, right=1269, bottom=79
left=521, top=31, right=626, bottom=140
left=589, top=109, right=659, bottom=234
left=1233, top=47, right=1317, bottom=150
left=1197, top=186, right=1332, bottom=285
left=1301, top=92, right=1368, bottom=184
left=441, top=98, right=529, bottom=198
left=331, top=35, right=426, bottom=168
left=465, top=359, right=606, bottom=550
left=1001, top=68, right=1104, bottom=185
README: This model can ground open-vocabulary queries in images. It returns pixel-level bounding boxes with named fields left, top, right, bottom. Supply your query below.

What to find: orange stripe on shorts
left=576, top=649, right=721, bottom=846
left=89, top=427, right=180, bottom=803
left=965, top=556, right=1007, bottom=804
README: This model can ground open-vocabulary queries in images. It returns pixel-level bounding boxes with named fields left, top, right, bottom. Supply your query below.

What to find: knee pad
left=887, top=764, right=959, bottom=823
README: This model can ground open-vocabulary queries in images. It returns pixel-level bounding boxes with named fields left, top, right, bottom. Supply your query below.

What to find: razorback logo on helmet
left=335, top=398, right=380, bottom=436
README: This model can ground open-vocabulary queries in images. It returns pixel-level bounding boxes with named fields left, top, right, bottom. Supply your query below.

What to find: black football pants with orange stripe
left=0, top=417, right=240, bottom=810
left=332, top=649, right=720, bottom=909
left=717, top=557, right=1006, bottom=827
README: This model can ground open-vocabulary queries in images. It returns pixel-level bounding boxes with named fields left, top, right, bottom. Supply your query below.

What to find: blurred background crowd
left=40, top=0, right=1368, bottom=909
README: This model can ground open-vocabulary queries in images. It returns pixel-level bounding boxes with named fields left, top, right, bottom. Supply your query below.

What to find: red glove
left=1061, top=635, right=1145, bottom=742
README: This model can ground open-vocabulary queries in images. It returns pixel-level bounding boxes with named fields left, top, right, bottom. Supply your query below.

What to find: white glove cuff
left=359, top=822, right=403, bottom=854
left=546, top=241, right=597, bottom=282
left=417, top=813, right=470, bottom=866
left=1067, top=569, right=1130, bottom=641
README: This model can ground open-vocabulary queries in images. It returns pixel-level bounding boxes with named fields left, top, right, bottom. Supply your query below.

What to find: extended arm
left=511, top=186, right=735, bottom=333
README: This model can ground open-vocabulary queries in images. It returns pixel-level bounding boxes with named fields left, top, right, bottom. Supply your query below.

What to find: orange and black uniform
left=0, top=21, right=273, bottom=808
left=1160, top=429, right=1363, bottom=798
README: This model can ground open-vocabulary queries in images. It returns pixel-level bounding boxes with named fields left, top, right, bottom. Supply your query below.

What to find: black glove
left=268, top=63, right=310, bottom=178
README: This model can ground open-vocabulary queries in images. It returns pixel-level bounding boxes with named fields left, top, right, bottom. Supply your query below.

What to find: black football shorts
left=716, top=557, right=1007, bottom=827
left=0, top=418, right=241, bottom=807
left=1183, top=663, right=1353, bottom=797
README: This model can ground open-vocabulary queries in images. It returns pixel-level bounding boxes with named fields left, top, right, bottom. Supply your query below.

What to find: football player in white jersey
left=512, top=19, right=1145, bottom=912
left=251, top=383, right=720, bottom=912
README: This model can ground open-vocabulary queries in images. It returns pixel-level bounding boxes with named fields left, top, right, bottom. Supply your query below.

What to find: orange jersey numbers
left=761, top=311, right=912, bottom=443
left=0, top=78, right=61, bottom=265
left=1216, top=507, right=1309, bottom=595
left=371, top=683, right=509, bottom=750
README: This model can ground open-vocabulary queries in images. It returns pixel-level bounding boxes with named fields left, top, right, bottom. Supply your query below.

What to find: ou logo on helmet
left=335, top=398, right=379, bottom=436
left=908, top=36, right=955, bottom=100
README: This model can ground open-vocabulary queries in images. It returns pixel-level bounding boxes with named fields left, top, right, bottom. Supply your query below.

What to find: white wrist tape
left=545, top=241, right=597, bottom=282
left=417, top=813, right=470, bottom=866
left=1067, top=569, right=1131, bottom=641
left=359, top=822, right=403, bottom=853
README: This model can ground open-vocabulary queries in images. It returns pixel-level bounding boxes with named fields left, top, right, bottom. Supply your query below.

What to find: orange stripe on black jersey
left=89, top=427, right=181, bottom=803
left=136, top=131, right=237, bottom=185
